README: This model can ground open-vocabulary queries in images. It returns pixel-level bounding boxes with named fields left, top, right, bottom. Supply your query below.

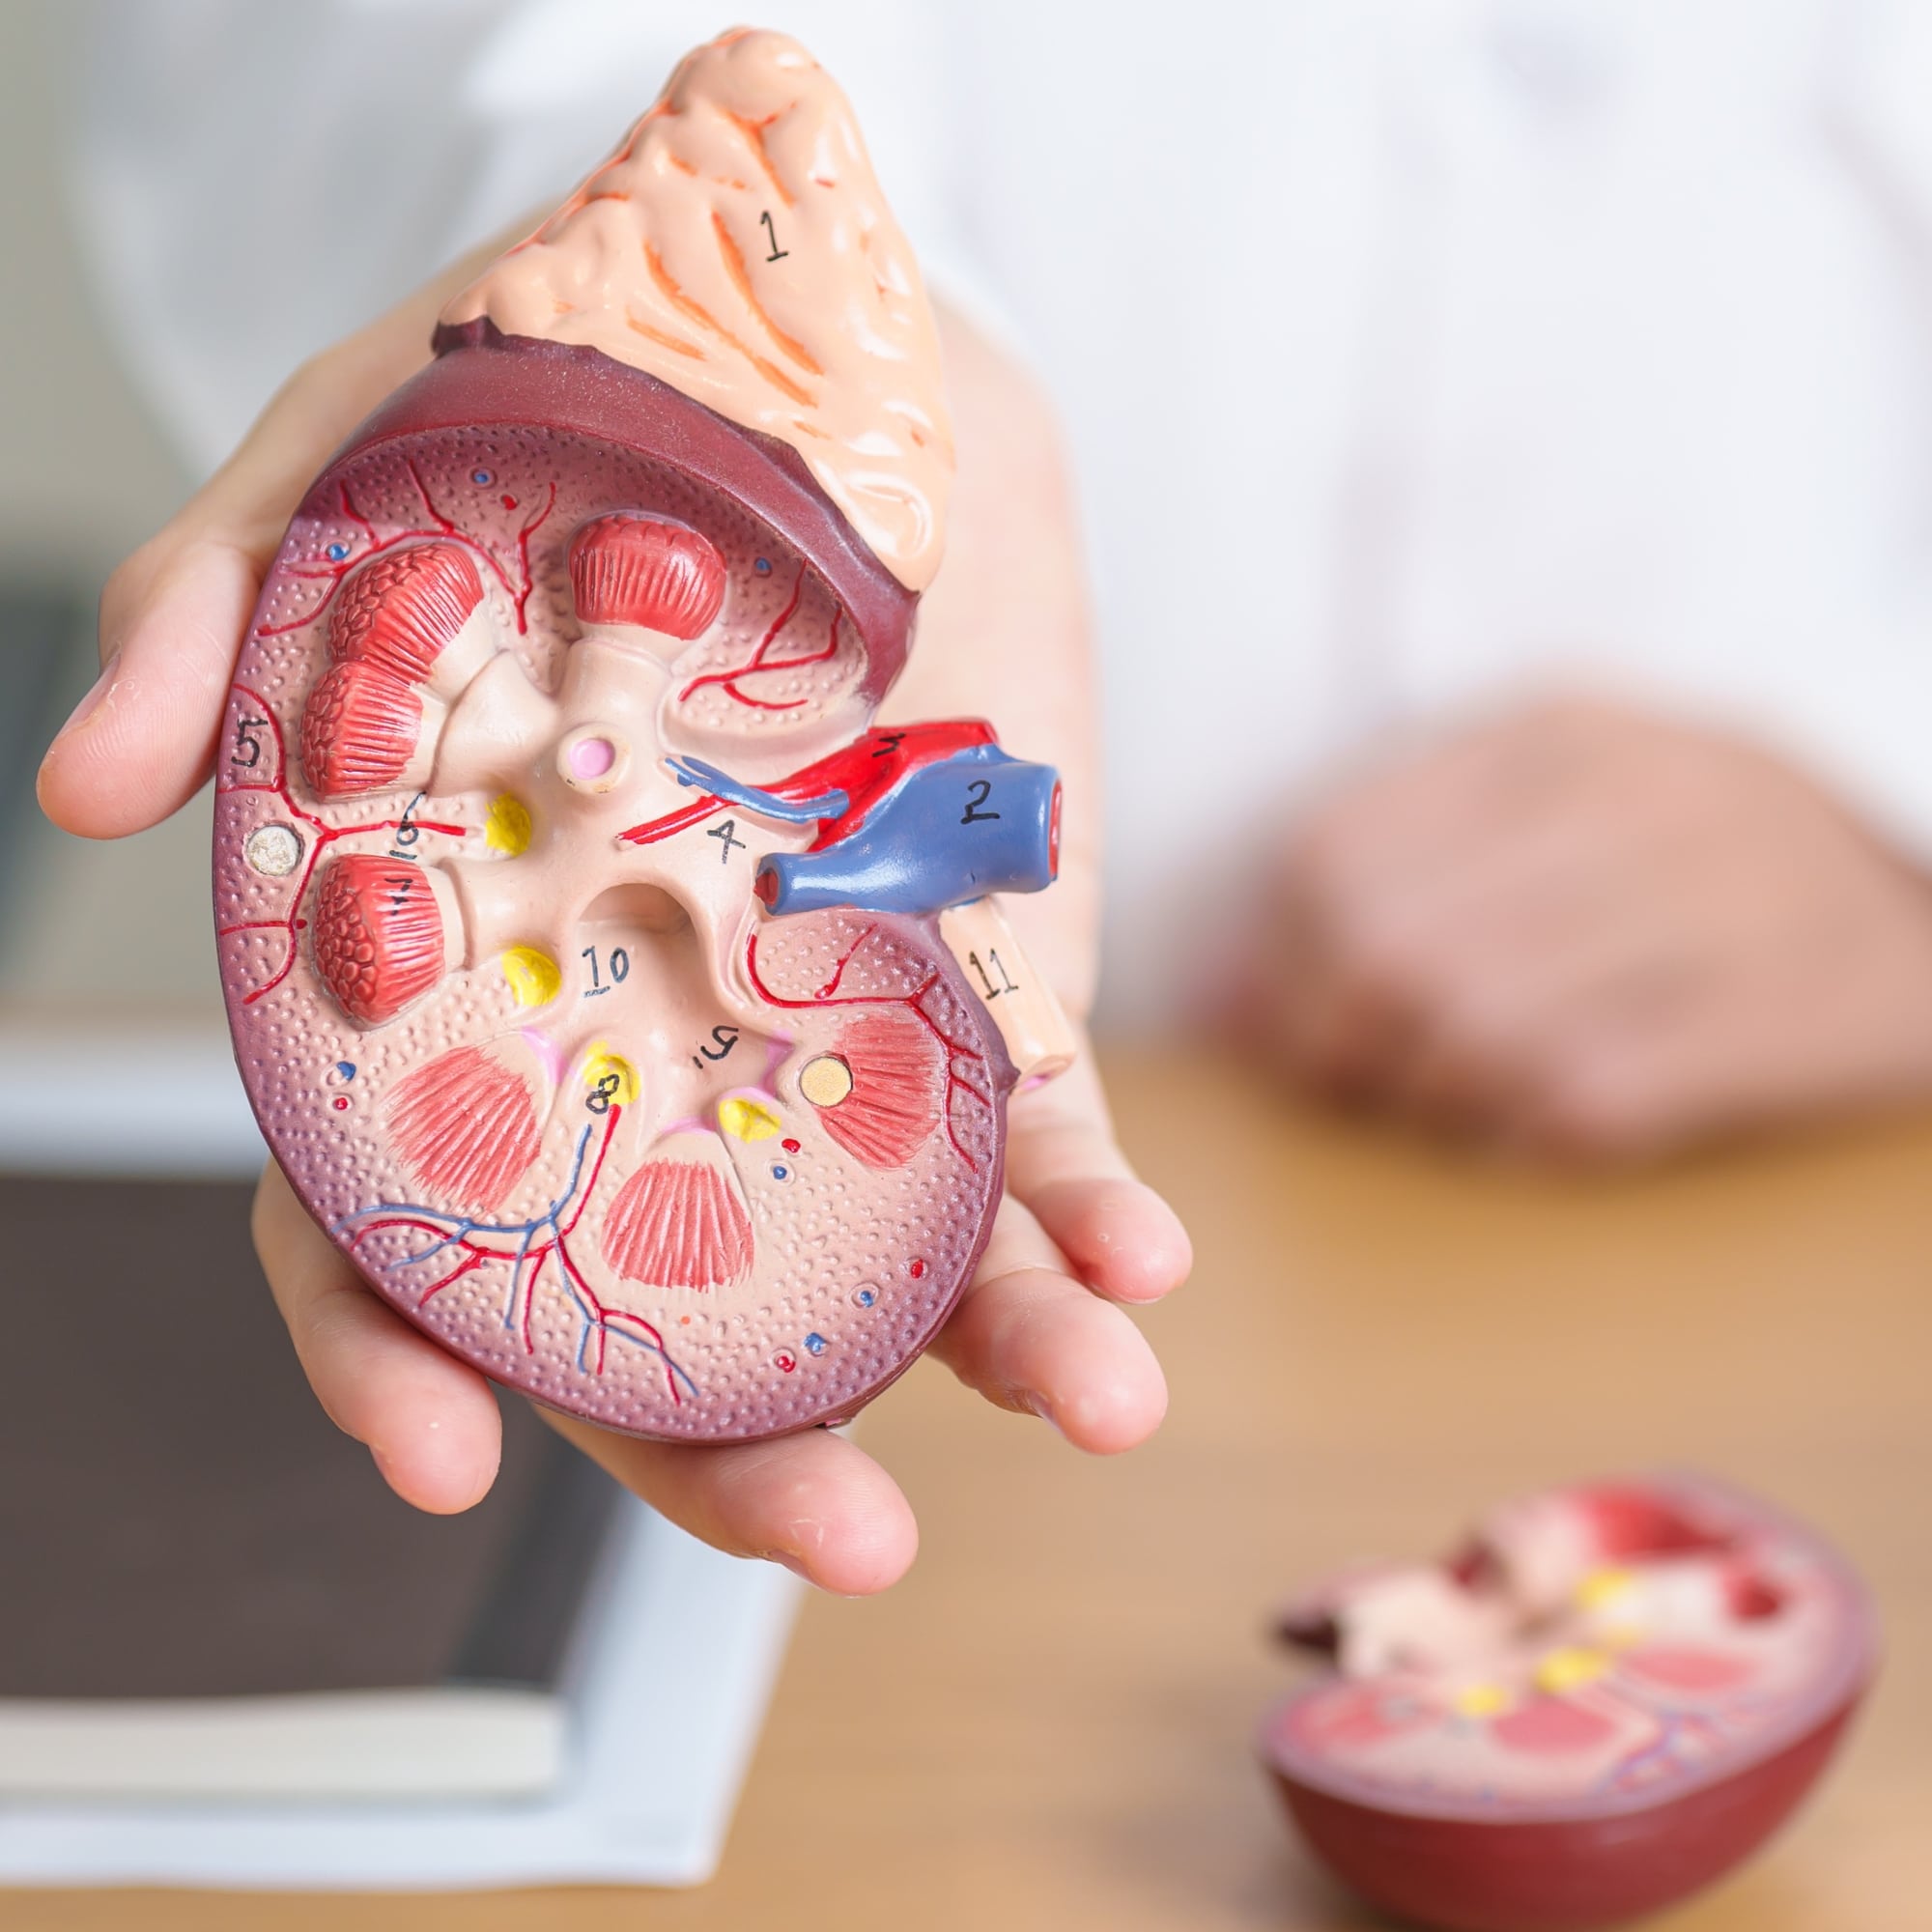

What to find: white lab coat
left=71, top=0, right=1932, bottom=1027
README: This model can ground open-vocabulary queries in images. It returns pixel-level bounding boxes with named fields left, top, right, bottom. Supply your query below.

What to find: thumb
left=35, top=225, right=519, bottom=842
left=36, top=342, right=418, bottom=841
left=37, top=529, right=267, bottom=839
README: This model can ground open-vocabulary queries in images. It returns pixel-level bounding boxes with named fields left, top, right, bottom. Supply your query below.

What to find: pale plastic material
left=1269, top=1476, right=1872, bottom=1810
left=213, top=32, right=1067, bottom=1445
left=441, top=28, right=952, bottom=594
left=1262, top=1475, right=1876, bottom=1932
left=939, top=896, right=1078, bottom=1086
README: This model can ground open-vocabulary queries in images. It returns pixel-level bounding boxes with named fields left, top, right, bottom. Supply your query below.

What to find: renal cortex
left=213, top=29, right=1076, bottom=1444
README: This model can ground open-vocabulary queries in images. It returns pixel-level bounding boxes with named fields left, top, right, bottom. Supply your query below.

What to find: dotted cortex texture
left=214, top=416, right=1012, bottom=1441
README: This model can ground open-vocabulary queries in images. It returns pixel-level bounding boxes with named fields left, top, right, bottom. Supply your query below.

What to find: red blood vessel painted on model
left=1260, top=1473, right=1877, bottom=1932
left=213, top=30, right=1073, bottom=1442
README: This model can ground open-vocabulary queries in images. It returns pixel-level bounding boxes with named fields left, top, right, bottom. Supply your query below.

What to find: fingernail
left=1021, top=1388, right=1064, bottom=1435
left=50, top=653, right=120, bottom=745
left=761, top=1548, right=814, bottom=1583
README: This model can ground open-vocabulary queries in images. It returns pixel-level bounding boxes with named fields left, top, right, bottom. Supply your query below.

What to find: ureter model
left=213, top=28, right=1074, bottom=1444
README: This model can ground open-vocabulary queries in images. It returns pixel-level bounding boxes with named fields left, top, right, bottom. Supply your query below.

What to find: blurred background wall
left=0, top=5, right=207, bottom=1010
left=0, top=1, right=243, bottom=1181
left=0, top=9, right=185, bottom=564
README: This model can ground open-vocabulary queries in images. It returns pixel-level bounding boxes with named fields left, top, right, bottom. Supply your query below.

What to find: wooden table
left=29, top=1051, right=1928, bottom=1931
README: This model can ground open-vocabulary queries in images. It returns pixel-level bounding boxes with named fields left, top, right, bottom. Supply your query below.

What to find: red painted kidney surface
left=1259, top=1473, right=1875, bottom=1932
left=213, top=338, right=1014, bottom=1443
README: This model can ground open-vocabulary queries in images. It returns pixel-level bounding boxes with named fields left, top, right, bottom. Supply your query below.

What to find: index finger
left=36, top=235, right=511, bottom=841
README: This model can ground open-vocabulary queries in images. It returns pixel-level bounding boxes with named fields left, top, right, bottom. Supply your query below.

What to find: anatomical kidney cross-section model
left=1261, top=1474, right=1876, bottom=1932
left=213, top=31, right=1072, bottom=1443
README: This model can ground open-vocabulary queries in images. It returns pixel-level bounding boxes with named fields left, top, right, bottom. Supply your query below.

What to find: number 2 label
left=961, top=779, right=1001, bottom=825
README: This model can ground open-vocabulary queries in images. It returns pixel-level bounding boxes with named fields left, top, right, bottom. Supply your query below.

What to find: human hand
left=1257, top=697, right=1932, bottom=1160
left=39, top=270, right=1188, bottom=1593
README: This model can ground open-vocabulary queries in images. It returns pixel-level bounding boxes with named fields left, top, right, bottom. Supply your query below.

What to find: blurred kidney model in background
left=64, top=0, right=1932, bottom=1161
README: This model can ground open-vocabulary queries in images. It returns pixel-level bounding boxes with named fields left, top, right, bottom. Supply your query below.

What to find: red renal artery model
left=213, top=29, right=1074, bottom=1442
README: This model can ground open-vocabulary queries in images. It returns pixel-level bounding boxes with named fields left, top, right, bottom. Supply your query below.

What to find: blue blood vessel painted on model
left=654, top=722, right=1063, bottom=918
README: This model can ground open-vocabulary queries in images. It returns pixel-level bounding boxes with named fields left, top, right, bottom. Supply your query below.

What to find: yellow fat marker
left=501, top=945, right=561, bottom=1007
left=719, top=1095, right=782, bottom=1140
left=582, top=1043, right=639, bottom=1106
left=485, top=793, right=533, bottom=856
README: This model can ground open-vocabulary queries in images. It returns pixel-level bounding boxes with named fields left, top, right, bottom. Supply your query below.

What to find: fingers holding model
left=43, top=32, right=1187, bottom=1558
